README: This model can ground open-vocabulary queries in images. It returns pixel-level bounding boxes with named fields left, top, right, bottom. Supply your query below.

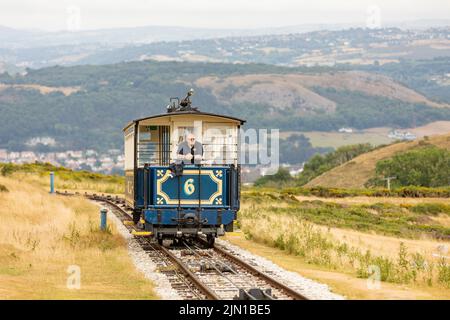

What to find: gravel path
left=102, top=203, right=344, bottom=300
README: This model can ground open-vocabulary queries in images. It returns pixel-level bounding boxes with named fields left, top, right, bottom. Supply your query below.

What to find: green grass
left=243, top=193, right=450, bottom=240
left=411, top=203, right=450, bottom=215
left=0, top=177, right=156, bottom=299
left=0, top=162, right=123, bottom=184
left=239, top=197, right=450, bottom=288
left=245, top=185, right=450, bottom=198
left=0, top=162, right=124, bottom=194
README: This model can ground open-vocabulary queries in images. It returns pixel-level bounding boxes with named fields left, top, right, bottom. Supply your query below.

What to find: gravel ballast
left=215, top=238, right=345, bottom=300
left=105, top=206, right=182, bottom=300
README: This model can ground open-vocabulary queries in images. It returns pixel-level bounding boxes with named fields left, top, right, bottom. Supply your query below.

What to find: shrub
left=411, top=203, right=450, bottom=216
left=437, top=258, right=450, bottom=288
left=254, top=168, right=295, bottom=187
left=373, top=146, right=450, bottom=188
left=276, top=186, right=450, bottom=198
left=1, top=163, right=14, bottom=176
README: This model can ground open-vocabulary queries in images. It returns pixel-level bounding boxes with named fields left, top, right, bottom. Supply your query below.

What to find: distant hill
left=1, top=23, right=375, bottom=49
left=306, top=133, right=450, bottom=188
left=1, top=60, right=450, bottom=152
left=0, top=25, right=282, bottom=48
left=195, top=71, right=449, bottom=112
left=1, top=20, right=448, bottom=49
left=1, top=26, right=449, bottom=71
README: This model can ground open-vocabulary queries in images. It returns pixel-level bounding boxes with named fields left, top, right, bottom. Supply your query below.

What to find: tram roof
left=123, top=111, right=246, bottom=131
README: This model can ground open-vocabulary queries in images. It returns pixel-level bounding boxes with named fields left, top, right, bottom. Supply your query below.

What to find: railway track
left=57, top=191, right=309, bottom=300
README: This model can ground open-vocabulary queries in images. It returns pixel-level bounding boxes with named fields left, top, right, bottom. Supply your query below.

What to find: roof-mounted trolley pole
left=167, top=89, right=198, bottom=113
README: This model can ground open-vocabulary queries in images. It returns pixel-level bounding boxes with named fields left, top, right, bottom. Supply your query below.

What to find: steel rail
left=210, top=241, right=309, bottom=300
left=140, top=239, right=205, bottom=300
left=94, top=195, right=219, bottom=300
left=158, top=244, right=220, bottom=300
left=182, top=241, right=261, bottom=300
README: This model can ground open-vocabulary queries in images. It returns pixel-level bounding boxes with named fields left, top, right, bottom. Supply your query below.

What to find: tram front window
left=176, top=132, right=203, bottom=165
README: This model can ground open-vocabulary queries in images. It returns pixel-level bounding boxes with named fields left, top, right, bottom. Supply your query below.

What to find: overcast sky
left=1, top=0, right=449, bottom=31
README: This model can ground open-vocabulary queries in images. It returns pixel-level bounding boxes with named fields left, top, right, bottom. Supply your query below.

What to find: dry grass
left=11, top=172, right=123, bottom=195
left=407, top=121, right=450, bottom=138
left=244, top=192, right=450, bottom=239
left=295, top=195, right=450, bottom=206
left=279, top=121, right=450, bottom=149
left=238, top=197, right=450, bottom=291
left=363, top=122, right=450, bottom=138
left=314, top=224, right=449, bottom=261
left=0, top=175, right=156, bottom=299
left=0, top=163, right=124, bottom=195
left=307, top=133, right=450, bottom=188
left=279, top=130, right=392, bottom=149
left=224, top=232, right=450, bottom=300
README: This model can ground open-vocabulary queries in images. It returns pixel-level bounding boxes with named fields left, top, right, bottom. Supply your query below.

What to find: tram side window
left=124, top=126, right=135, bottom=171
left=137, top=125, right=159, bottom=166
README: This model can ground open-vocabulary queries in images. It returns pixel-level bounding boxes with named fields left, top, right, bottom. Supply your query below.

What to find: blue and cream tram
left=123, top=90, right=245, bottom=246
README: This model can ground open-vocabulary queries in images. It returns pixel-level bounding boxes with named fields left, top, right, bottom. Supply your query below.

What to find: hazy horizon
left=2, top=18, right=450, bottom=34
left=0, top=0, right=449, bottom=32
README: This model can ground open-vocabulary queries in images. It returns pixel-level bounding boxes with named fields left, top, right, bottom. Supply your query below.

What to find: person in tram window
left=176, top=132, right=203, bottom=165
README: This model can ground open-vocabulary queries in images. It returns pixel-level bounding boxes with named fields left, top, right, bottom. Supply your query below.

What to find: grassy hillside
left=0, top=162, right=124, bottom=194
left=306, top=133, right=450, bottom=188
left=281, top=130, right=393, bottom=149
left=0, top=173, right=155, bottom=299
left=196, top=71, right=449, bottom=110
left=231, top=190, right=450, bottom=298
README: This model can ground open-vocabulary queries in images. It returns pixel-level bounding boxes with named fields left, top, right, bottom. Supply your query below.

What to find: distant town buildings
left=0, top=147, right=304, bottom=180
left=25, top=137, right=56, bottom=147
left=0, top=149, right=124, bottom=174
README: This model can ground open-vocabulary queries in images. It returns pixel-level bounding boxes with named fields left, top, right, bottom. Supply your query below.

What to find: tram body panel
left=123, top=106, right=244, bottom=241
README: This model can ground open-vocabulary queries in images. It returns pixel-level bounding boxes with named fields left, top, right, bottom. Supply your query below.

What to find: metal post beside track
left=49, top=172, right=55, bottom=194
left=100, top=208, right=108, bottom=231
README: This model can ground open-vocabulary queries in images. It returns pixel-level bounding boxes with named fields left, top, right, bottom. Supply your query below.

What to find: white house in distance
left=388, top=130, right=416, bottom=141
left=338, top=127, right=353, bottom=133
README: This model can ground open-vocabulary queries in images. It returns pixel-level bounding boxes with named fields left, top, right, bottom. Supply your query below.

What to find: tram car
left=123, top=90, right=245, bottom=246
